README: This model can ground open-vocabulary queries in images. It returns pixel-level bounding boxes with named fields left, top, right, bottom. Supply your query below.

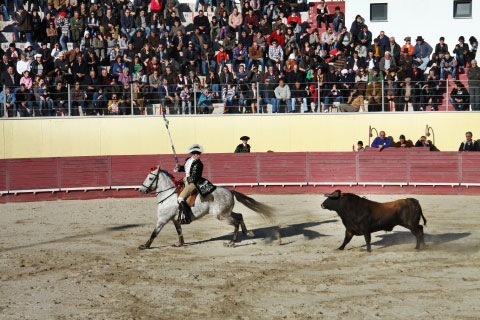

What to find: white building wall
left=345, top=0, right=479, bottom=52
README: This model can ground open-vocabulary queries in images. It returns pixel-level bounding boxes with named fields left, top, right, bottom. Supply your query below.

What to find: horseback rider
left=174, top=144, right=215, bottom=224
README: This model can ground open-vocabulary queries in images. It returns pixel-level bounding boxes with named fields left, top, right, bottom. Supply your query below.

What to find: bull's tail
left=411, top=198, right=427, bottom=226
left=231, top=190, right=274, bottom=221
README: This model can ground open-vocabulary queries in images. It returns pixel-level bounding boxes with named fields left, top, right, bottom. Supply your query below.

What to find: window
left=370, top=3, right=388, bottom=22
left=454, top=0, right=472, bottom=18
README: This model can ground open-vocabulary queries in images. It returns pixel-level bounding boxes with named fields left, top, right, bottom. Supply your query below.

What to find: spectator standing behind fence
left=234, top=136, right=251, bottom=153
left=467, top=60, right=480, bottom=111
left=459, top=132, right=480, bottom=151
left=371, top=131, right=392, bottom=150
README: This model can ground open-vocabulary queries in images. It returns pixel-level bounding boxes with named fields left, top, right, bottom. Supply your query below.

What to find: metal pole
left=193, top=84, right=197, bottom=114
left=130, top=83, right=134, bottom=115
left=381, top=79, right=385, bottom=112
left=67, top=84, right=71, bottom=116
left=256, top=82, right=260, bottom=113
left=2, top=85, right=6, bottom=117
left=317, top=80, right=321, bottom=112
left=446, top=78, right=449, bottom=111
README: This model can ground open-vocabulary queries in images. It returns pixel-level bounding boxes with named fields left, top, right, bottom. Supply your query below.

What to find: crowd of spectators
left=0, top=0, right=479, bottom=117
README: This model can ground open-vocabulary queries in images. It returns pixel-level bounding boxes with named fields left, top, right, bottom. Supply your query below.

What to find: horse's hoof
left=224, top=241, right=236, bottom=248
left=246, top=231, right=255, bottom=237
left=138, top=244, right=148, bottom=250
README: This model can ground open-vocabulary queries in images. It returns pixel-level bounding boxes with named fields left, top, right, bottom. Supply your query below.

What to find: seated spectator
left=415, top=136, right=439, bottom=151
left=323, top=83, right=343, bottom=112
left=0, top=86, right=16, bottom=118
left=274, top=79, right=291, bottom=113
left=248, top=42, right=264, bottom=72
left=459, top=131, right=479, bottom=151
left=290, top=82, right=307, bottom=113
left=392, top=135, right=414, bottom=148
left=339, top=90, right=365, bottom=112
left=402, top=37, right=414, bottom=56
left=268, top=39, right=284, bottom=72
left=223, top=83, right=236, bottom=113
left=450, top=81, right=470, bottom=111
left=413, top=36, right=433, bottom=70
left=453, top=36, right=469, bottom=68
left=371, top=131, right=392, bottom=150
left=440, top=52, right=457, bottom=80
left=232, top=43, right=248, bottom=73
left=258, top=78, right=276, bottom=113
left=321, top=27, right=337, bottom=52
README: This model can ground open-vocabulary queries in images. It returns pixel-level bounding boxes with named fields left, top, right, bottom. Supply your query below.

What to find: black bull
left=321, top=190, right=427, bottom=251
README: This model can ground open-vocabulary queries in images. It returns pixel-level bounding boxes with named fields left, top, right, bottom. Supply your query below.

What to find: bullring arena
left=1, top=113, right=480, bottom=319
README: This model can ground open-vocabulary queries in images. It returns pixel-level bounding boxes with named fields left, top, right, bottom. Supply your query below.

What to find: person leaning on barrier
left=467, top=60, right=480, bottom=111
left=339, top=89, right=365, bottom=112
left=392, top=135, right=414, bottom=148
left=459, top=132, right=480, bottom=152
left=371, top=131, right=392, bottom=151
left=415, top=136, right=439, bottom=151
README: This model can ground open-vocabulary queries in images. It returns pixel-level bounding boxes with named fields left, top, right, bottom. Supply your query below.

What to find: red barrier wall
left=1, top=149, right=480, bottom=203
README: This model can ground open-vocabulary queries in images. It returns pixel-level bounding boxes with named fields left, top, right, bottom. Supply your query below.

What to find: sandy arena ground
left=1, top=194, right=479, bottom=319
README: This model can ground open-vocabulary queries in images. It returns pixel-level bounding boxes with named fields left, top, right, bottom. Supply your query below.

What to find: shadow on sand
left=1, top=224, right=147, bottom=253
left=182, top=219, right=338, bottom=247
left=371, top=231, right=472, bottom=249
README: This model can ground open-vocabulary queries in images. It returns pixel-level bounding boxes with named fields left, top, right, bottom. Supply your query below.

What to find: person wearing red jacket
left=267, top=29, right=285, bottom=47
left=216, top=45, right=230, bottom=70
left=287, top=11, right=301, bottom=27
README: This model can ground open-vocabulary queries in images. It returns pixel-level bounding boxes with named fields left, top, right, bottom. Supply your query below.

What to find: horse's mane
left=160, top=169, right=175, bottom=180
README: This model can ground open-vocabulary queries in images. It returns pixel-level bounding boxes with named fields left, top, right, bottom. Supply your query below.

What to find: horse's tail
left=231, top=190, right=274, bottom=221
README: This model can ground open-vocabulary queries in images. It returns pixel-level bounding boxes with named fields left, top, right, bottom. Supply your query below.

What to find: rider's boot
left=179, top=200, right=194, bottom=224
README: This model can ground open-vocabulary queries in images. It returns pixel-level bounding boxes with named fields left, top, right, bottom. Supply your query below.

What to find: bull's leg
left=172, top=219, right=185, bottom=247
left=410, top=225, right=424, bottom=250
left=338, top=230, right=353, bottom=250
left=364, top=232, right=372, bottom=252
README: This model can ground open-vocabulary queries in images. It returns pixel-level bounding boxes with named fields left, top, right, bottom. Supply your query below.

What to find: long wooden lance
left=162, top=112, right=179, bottom=164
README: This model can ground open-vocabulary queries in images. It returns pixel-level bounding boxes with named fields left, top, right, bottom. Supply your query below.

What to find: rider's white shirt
left=184, top=157, right=194, bottom=179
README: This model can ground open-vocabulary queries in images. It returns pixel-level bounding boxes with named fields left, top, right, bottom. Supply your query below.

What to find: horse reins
left=142, top=170, right=179, bottom=204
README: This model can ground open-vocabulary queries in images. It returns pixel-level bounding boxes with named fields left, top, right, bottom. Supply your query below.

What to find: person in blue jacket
left=371, top=130, right=392, bottom=151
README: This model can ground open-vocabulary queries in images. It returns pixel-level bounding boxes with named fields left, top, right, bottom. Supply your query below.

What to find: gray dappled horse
left=138, top=166, right=274, bottom=249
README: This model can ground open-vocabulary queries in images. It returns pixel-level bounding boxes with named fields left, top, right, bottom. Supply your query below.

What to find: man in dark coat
left=14, top=7, right=34, bottom=44
left=174, top=144, right=215, bottom=224
left=235, top=136, right=251, bottom=153
left=459, top=131, right=480, bottom=151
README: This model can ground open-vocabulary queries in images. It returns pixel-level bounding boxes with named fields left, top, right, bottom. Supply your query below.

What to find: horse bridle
left=141, top=170, right=178, bottom=204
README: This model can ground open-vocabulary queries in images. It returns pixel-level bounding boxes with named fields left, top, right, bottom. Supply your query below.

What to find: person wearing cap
left=56, top=12, right=70, bottom=51
left=30, top=54, right=45, bottom=78
left=467, top=59, right=480, bottom=111
left=392, top=135, right=414, bottom=148
left=235, top=136, right=251, bottom=153
left=174, top=144, right=214, bottom=224
left=402, top=37, right=414, bottom=56
left=413, top=36, right=433, bottom=70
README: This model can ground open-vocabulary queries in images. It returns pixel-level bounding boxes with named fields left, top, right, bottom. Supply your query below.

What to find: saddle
left=177, top=185, right=199, bottom=207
